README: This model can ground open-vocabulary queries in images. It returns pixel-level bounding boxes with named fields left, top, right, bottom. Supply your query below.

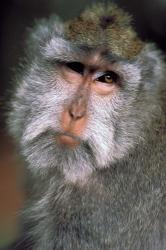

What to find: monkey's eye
left=96, top=71, right=118, bottom=84
left=65, top=62, right=84, bottom=75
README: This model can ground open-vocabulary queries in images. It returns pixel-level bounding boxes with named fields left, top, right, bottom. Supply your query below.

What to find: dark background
left=0, top=0, right=166, bottom=248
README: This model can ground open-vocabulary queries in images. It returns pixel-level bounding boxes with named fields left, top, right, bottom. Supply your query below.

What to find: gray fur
left=8, top=13, right=166, bottom=250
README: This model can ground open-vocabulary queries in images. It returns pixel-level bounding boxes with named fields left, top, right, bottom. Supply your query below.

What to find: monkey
left=7, top=2, right=166, bottom=250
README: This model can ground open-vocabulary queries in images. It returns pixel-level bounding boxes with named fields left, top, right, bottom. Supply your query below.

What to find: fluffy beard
left=21, top=129, right=96, bottom=183
left=18, top=86, right=147, bottom=184
left=20, top=101, right=142, bottom=184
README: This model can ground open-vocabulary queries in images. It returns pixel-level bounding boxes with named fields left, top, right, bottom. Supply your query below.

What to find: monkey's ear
left=136, top=43, right=164, bottom=82
left=25, top=15, right=64, bottom=58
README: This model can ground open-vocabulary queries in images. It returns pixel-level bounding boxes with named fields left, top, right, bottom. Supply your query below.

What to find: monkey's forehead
left=64, top=3, right=144, bottom=59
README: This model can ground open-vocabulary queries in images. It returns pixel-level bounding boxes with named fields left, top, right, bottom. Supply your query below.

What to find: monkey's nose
left=60, top=101, right=87, bottom=138
left=68, top=103, right=86, bottom=120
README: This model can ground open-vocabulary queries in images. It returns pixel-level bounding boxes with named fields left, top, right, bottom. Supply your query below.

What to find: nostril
left=68, top=106, right=85, bottom=120
left=69, top=108, right=75, bottom=119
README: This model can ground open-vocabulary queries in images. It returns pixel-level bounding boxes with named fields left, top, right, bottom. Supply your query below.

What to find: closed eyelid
left=65, top=62, right=85, bottom=74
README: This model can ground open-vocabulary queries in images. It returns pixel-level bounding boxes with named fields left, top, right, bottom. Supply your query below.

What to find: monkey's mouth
left=56, top=132, right=81, bottom=148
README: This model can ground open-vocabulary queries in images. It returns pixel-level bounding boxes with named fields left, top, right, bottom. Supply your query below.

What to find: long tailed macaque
left=8, top=3, right=166, bottom=250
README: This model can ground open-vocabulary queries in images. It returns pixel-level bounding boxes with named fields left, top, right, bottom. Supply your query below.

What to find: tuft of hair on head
left=64, top=2, right=144, bottom=59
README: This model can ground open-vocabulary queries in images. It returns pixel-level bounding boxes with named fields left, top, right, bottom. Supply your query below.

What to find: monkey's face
left=10, top=35, right=161, bottom=180
left=57, top=53, right=120, bottom=146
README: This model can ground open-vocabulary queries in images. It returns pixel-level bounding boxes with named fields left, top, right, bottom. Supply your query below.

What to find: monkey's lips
left=56, top=133, right=81, bottom=148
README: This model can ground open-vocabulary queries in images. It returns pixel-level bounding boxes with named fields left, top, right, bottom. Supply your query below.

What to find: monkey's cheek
left=57, top=135, right=80, bottom=148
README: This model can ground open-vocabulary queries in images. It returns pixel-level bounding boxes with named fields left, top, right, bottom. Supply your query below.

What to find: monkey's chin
left=57, top=134, right=80, bottom=148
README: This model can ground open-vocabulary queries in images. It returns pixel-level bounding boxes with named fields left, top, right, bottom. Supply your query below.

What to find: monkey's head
left=8, top=3, right=164, bottom=181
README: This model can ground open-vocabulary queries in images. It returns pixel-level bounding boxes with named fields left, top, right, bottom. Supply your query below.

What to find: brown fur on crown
left=64, top=3, right=144, bottom=59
